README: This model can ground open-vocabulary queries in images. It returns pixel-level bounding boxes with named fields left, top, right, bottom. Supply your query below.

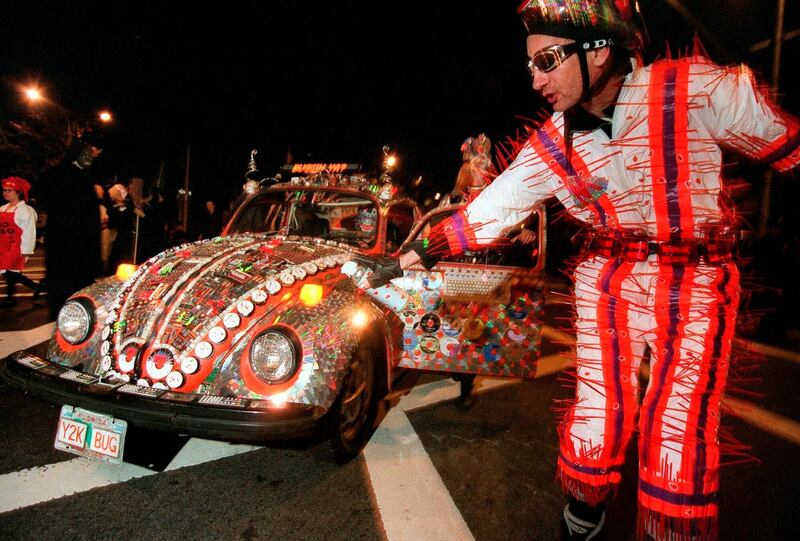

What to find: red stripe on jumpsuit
left=558, top=257, right=638, bottom=503
left=698, top=265, right=738, bottom=492
left=637, top=263, right=739, bottom=535
left=640, top=264, right=739, bottom=525
left=530, top=119, right=620, bottom=228
left=640, top=265, right=698, bottom=516
left=649, top=61, right=694, bottom=240
left=752, top=105, right=800, bottom=172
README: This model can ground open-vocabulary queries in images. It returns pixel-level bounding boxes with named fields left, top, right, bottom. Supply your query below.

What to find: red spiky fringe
left=638, top=509, right=718, bottom=541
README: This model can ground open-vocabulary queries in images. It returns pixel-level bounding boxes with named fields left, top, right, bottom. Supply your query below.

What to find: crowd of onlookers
left=1, top=133, right=227, bottom=316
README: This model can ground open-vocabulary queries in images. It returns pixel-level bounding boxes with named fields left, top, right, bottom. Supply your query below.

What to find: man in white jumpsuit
left=356, top=1, right=800, bottom=539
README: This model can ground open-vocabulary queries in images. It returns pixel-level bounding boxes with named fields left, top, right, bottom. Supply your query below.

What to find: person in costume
left=439, top=133, right=497, bottom=208
left=0, top=176, right=40, bottom=306
left=441, top=134, right=538, bottom=409
left=106, top=183, right=137, bottom=272
left=439, top=134, right=497, bottom=409
left=356, top=2, right=800, bottom=539
left=40, top=132, right=103, bottom=319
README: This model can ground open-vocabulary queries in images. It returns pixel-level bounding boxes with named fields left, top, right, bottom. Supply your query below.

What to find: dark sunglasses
left=526, top=39, right=613, bottom=76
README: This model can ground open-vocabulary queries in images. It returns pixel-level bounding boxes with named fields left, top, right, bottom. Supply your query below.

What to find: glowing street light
left=23, top=86, right=43, bottom=103
left=98, top=110, right=113, bottom=123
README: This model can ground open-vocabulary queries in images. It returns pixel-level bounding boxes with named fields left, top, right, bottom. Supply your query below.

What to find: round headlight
left=249, top=331, right=298, bottom=384
left=57, top=301, right=93, bottom=344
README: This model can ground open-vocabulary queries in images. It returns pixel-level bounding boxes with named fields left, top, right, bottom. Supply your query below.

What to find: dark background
left=1, top=1, right=798, bottom=209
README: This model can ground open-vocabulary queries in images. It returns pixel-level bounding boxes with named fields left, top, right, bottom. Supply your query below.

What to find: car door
left=390, top=203, right=547, bottom=379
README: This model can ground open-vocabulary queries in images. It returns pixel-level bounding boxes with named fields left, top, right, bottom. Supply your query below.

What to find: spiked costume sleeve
left=693, top=61, right=800, bottom=172
left=414, top=140, right=556, bottom=265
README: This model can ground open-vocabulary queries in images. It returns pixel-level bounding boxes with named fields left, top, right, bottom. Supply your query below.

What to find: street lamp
left=98, top=110, right=113, bottom=123
left=23, top=86, right=43, bottom=103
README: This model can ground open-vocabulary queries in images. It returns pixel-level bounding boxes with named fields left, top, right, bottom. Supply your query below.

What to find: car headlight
left=57, top=300, right=93, bottom=345
left=249, top=330, right=298, bottom=384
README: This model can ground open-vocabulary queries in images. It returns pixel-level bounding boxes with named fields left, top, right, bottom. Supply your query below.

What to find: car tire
left=327, top=341, right=378, bottom=464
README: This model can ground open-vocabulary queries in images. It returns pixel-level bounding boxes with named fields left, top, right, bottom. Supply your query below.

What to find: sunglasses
left=527, top=43, right=581, bottom=75
left=526, top=39, right=612, bottom=76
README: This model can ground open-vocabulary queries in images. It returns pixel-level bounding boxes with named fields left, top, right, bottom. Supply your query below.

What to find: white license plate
left=54, top=405, right=127, bottom=465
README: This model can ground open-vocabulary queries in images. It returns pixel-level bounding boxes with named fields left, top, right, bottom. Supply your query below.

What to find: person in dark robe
left=40, top=133, right=103, bottom=319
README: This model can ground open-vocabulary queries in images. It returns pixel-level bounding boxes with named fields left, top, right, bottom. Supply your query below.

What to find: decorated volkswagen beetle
left=1, top=161, right=548, bottom=464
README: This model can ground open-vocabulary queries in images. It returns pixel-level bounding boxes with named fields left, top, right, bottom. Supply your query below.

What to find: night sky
left=2, top=1, right=798, bottom=207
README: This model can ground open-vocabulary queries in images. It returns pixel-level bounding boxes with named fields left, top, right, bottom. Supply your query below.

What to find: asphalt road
left=1, top=287, right=798, bottom=541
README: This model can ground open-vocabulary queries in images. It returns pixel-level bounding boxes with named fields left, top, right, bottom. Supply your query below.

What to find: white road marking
left=164, top=438, right=262, bottom=470
left=364, top=377, right=523, bottom=541
left=0, top=458, right=154, bottom=514
left=364, top=407, right=474, bottom=541
left=0, top=323, right=55, bottom=359
left=0, top=438, right=264, bottom=513
left=397, top=376, right=518, bottom=411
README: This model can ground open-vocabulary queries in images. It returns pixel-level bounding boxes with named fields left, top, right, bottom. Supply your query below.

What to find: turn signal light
left=299, top=284, right=324, bottom=307
left=116, top=263, right=138, bottom=281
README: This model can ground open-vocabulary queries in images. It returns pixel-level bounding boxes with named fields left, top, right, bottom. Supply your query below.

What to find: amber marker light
left=299, top=284, right=324, bottom=307
left=116, top=263, right=138, bottom=281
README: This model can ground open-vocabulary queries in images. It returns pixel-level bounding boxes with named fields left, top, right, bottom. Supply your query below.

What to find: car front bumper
left=1, top=351, right=326, bottom=443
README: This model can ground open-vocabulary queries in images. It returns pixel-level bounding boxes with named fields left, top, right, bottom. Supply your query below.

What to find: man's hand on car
left=346, top=254, right=403, bottom=289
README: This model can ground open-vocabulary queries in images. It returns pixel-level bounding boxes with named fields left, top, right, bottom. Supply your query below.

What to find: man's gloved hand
left=348, top=254, right=403, bottom=289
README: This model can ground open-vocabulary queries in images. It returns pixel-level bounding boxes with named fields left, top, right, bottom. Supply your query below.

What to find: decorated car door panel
left=390, top=264, right=543, bottom=378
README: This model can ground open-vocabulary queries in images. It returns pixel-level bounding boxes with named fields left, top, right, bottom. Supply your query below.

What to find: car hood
left=49, top=234, right=360, bottom=397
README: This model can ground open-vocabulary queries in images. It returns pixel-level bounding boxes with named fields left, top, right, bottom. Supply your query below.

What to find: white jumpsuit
left=424, top=55, right=799, bottom=540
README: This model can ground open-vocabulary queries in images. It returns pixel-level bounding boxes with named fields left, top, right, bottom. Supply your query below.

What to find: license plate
left=54, top=405, right=127, bottom=465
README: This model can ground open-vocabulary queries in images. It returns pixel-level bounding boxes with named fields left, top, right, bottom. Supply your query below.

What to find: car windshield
left=227, top=188, right=379, bottom=249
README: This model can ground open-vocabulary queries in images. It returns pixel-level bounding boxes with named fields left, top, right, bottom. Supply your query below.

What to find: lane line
left=365, top=377, right=530, bottom=541
left=0, top=458, right=154, bottom=514
left=0, top=323, right=55, bottom=359
left=541, top=325, right=576, bottom=345
left=535, top=352, right=574, bottom=378
left=164, top=438, right=262, bottom=470
left=638, top=361, right=800, bottom=447
left=397, top=376, right=519, bottom=411
left=0, top=439, right=263, bottom=513
left=364, top=408, right=475, bottom=541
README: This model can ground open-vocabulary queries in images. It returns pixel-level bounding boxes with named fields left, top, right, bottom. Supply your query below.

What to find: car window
left=385, top=202, right=416, bottom=254
left=227, top=188, right=379, bottom=249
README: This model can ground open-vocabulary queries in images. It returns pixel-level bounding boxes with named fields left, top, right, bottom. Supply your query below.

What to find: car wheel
left=328, top=342, right=377, bottom=463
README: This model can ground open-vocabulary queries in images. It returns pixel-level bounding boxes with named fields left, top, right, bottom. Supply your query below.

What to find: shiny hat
left=517, top=0, right=639, bottom=49
left=2, top=176, right=31, bottom=200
